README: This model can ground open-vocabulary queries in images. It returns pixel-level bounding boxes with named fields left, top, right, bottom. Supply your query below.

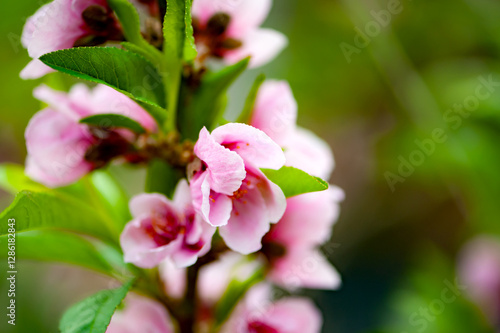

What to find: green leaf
left=0, top=230, right=117, bottom=276
left=108, top=0, right=161, bottom=64
left=237, top=74, right=266, bottom=123
left=145, top=159, right=184, bottom=199
left=183, top=0, right=197, bottom=62
left=163, top=0, right=189, bottom=131
left=39, top=47, right=167, bottom=123
left=262, top=166, right=329, bottom=198
left=59, top=280, right=134, bottom=333
left=0, top=163, right=46, bottom=194
left=215, top=268, right=264, bottom=325
left=80, top=114, right=146, bottom=134
left=179, top=57, right=250, bottom=140
left=0, top=190, right=117, bottom=243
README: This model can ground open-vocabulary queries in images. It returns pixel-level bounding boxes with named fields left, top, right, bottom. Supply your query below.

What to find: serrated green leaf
left=0, top=190, right=117, bottom=243
left=59, top=280, right=134, bottom=333
left=39, top=47, right=167, bottom=123
left=80, top=114, right=146, bottom=134
left=262, top=166, right=329, bottom=198
left=0, top=163, right=47, bottom=194
left=108, top=0, right=161, bottom=62
left=183, top=0, right=197, bottom=61
left=237, top=74, right=266, bottom=124
left=179, top=57, right=250, bottom=140
left=0, top=230, right=117, bottom=276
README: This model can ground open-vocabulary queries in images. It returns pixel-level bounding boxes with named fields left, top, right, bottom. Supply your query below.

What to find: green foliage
left=237, top=73, right=266, bottom=124
left=59, top=280, right=134, bottom=333
left=262, top=166, right=329, bottom=198
left=183, top=0, right=197, bottom=62
left=107, top=0, right=162, bottom=65
left=0, top=230, right=119, bottom=276
left=214, top=268, right=264, bottom=325
left=0, top=163, right=46, bottom=194
left=179, top=58, right=250, bottom=140
left=39, top=47, right=167, bottom=124
left=80, top=114, right=146, bottom=134
left=0, top=190, right=117, bottom=244
left=145, top=159, right=184, bottom=199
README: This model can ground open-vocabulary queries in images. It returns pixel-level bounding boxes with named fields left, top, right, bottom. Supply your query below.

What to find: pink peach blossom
left=21, top=0, right=122, bottom=79
left=25, top=84, right=156, bottom=187
left=458, top=236, right=500, bottom=326
left=263, top=187, right=344, bottom=290
left=191, top=0, right=287, bottom=68
left=220, top=283, right=322, bottom=333
left=250, top=80, right=335, bottom=180
left=189, top=123, right=286, bottom=254
left=106, top=293, right=174, bottom=333
left=120, top=180, right=215, bottom=269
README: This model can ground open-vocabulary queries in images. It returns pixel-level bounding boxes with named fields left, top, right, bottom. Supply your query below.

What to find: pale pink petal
left=160, top=260, right=187, bottom=300
left=171, top=218, right=216, bottom=267
left=251, top=80, right=298, bottom=146
left=270, top=248, right=341, bottom=291
left=20, top=59, right=54, bottom=79
left=285, top=127, right=335, bottom=180
left=25, top=109, right=93, bottom=187
left=211, top=123, right=285, bottom=169
left=120, top=217, right=183, bottom=269
left=106, top=294, right=174, bottom=333
left=250, top=167, right=286, bottom=223
left=129, top=193, right=172, bottom=219
left=268, top=188, right=343, bottom=247
left=194, top=127, right=246, bottom=195
left=458, top=236, right=500, bottom=322
left=192, top=0, right=271, bottom=35
left=262, top=298, right=323, bottom=333
left=190, top=172, right=233, bottom=227
left=224, top=28, right=287, bottom=68
left=84, top=84, right=157, bottom=132
left=34, top=84, right=86, bottom=120
left=218, top=186, right=270, bottom=254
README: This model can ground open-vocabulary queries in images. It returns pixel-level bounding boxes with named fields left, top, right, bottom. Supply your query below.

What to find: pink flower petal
left=224, top=28, right=287, bottom=68
left=106, top=294, right=174, bottom=333
left=251, top=80, right=298, bottom=146
left=194, top=127, right=246, bottom=195
left=211, top=123, right=285, bottom=170
left=285, top=127, right=335, bottom=180
left=270, top=248, right=341, bottom=291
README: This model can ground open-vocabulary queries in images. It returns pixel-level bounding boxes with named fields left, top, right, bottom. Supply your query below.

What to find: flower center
left=147, top=211, right=182, bottom=246
left=74, top=5, right=124, bottom=47
left=193, top=12, right=243, bottom=61
left=247, top=321, right=279, bottom=333
left=84, top=127, right=133, bottom=169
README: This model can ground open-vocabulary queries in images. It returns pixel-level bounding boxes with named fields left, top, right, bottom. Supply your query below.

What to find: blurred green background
left=2, top=0, right=500, bottom=332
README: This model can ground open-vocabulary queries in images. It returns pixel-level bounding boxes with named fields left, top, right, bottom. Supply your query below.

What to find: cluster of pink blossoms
left=20, top=0, right=342, bottom=332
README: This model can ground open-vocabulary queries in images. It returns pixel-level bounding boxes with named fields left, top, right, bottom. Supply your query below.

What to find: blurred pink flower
left=263, top=188, right=344, bottom=290
left=106, top=293, right=174, bottom=333
left=21, top=0, right=123, bottom=79
left=458, top=236, right=500, bottom=326
left=250, top=80, right=335, bottom=180
left=220, top=284, right=322, bottom=333
left=25, top=84, right=156, bottom=187
left=191, top=0, right=287, bottom=68
left=189, top=123, right=286, bottom=254
left=121, top=180, right=215, bottom=269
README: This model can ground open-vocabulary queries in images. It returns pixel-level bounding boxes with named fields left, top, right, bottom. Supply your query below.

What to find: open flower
left=25, top=84, right=156, bottom=187
left=189, top=123, right=286, bottom=254
left=121, top=180, right=215, bottom=269
left=262, top=188, right=344, bottom=290
left=21, top=0, right=125, bottom=79
left=250, top=80, right=335, bottom=180
left=220, top=283, right=322, bottom=333
left=106, top=294, right=174, bottom=333
left=191, top=0, right=287, bottom=68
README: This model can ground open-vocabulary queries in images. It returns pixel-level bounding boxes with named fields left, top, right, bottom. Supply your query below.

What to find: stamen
left=206, top=12, right=231, bottom=36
